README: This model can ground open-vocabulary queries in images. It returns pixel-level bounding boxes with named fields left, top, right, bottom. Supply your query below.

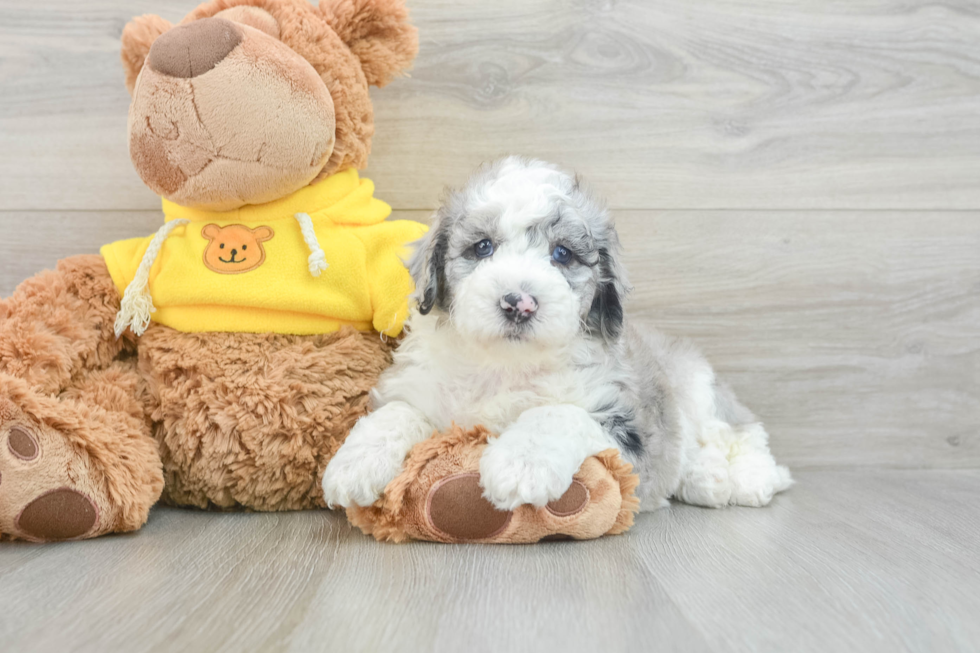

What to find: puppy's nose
left=147, top=18, right=243, bottom=79
left=500, top=292, right=538, bottom=323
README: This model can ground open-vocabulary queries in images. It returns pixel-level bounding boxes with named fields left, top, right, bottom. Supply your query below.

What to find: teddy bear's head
left=121, top=0, right=417, bottom=211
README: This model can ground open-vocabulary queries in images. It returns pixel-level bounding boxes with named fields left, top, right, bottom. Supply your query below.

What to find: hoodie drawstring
left=294, top=212, right=328, bottom=276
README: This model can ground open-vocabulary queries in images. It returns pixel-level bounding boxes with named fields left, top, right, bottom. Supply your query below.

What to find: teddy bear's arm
left=0, top=255, right=136, bottom=394
left=354, top=219, right=428, bottom=337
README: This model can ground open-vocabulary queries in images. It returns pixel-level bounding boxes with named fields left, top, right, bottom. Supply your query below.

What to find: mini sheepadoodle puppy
left=323, top=157, right=792, bottom=513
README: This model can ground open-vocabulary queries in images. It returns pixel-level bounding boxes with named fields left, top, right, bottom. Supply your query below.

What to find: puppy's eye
left=474, top=239, right=494, bottom=258
left=552, top=245, right=572, bottom=265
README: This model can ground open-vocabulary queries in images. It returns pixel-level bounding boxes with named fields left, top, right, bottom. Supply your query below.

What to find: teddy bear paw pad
left=426, top=473, right=512, bottom=542
left=1, top=424, right=102, bottom=541
left=7, top=426, right=39, bottom=461
left=17, top=488, right=98, bottom=541
left=546, top=481, right=590, bottom=517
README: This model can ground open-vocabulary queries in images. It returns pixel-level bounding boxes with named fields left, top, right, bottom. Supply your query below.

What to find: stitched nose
left=147, top=17, right=243, bottom=79
left=500, top=292, right=538, bottom=323
left=230, top=249, right=238, bottom=257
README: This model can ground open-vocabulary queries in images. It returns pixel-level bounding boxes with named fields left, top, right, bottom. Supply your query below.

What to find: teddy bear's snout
left=147, top=17, right=242, bottom=79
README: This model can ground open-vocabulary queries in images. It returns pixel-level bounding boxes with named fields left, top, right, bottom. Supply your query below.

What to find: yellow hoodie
left=101, top=169, right=426, bottom=337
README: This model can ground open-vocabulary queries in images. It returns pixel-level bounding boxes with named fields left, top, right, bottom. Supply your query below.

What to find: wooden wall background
left=0, top=0, right=977, bottom=470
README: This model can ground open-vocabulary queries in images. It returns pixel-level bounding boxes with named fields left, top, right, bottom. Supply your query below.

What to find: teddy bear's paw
left=0, top=422, right=103, bottom=542
left=424, top=473, right=593, bottom=543
left=674, top=444, right=734, bottom=509
left=347, top=427, right=640, bottom=544
left=426, top=474, right=513, bottom=541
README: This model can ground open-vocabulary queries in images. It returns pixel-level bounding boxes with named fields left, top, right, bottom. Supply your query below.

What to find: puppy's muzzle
left=500, top=292, right=538, bottom=324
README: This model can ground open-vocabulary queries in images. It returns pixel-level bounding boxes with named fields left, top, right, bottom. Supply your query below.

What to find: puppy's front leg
left=322, top=401, right=434, bottom=508
left=479, top=405, right=615, bottom=511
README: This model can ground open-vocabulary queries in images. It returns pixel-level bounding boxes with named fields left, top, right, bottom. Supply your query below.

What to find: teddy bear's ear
left=121, top=14, right=173, bottom=95
left=202, top=224, right=221, bottom=240
left=320, top=0, right=419, bottom=87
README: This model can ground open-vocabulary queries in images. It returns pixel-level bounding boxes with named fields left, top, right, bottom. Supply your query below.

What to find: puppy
left=323, top=157, right=792, bottom=513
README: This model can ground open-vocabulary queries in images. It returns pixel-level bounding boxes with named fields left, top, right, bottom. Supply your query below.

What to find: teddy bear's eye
left=220, top=243, right=225, bottom=249
left=242, top=245, right=247, bottom=251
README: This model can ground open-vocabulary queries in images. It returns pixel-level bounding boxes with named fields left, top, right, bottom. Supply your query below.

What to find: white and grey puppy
left=323, top=157, right=792, bottom=512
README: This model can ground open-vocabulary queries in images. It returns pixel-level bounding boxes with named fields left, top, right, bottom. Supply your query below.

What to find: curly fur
left=0, top=255, right=136, bottom=395
left=140, top=325, right=392, bottom=511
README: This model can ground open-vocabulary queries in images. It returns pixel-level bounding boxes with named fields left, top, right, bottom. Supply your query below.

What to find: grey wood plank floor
left=0, top=470, right=977, bottom=653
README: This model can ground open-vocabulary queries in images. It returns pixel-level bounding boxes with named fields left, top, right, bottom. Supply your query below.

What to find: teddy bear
left=0, top=0, right=638, bottom=544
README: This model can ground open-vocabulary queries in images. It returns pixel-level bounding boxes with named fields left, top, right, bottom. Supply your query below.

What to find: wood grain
left=3, top=1, right=980, bottom=210
left=3, top=209, right=976, bottom=469
left=620, top=210, right=980, bottom=469
left=0, top=470, right=977, bottom=653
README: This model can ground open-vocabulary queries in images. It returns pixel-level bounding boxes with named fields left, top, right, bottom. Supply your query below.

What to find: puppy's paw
left=728, top=457, right=793, bottom=507
left=727, top=425, right=794, bottom=507
left=478, top=435, right=577, bottom=511
left=675, top=445, right=732, bottom=508
left=322, top=441, right=403, bottom=509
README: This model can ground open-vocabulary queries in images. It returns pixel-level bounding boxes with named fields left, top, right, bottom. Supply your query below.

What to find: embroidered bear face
left=202, top=224, right=274, bottom=274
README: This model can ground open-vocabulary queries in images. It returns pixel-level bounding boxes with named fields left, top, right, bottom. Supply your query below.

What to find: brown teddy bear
left=0, top=0, right=638, bottom=543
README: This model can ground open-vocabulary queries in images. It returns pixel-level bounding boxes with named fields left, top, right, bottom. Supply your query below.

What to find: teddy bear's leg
left=0, top=256, right=162, bottom=541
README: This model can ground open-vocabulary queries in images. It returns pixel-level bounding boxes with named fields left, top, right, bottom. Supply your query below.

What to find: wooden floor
left=1, top=0, right=979, bottom=651
left=1, top=470, right=978, bottom=653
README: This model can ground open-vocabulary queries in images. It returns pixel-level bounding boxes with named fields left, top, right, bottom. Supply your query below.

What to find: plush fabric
left=121, top=14, right=174, bottom=94
left=0, top=257, right=163, bottom=541
left=125, top=0, right=420, bottom=210
left=102, top=170, right=426, bottom=336
left=140, top=325, right=393, bottom=511
left=347, top=425, right=640, bottom=544
left=127, top=16, right=339, bottom=210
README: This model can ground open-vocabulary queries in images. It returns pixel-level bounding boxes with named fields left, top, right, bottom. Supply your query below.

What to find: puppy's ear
left=587, top=245, right=629, bottom=341
left=587, top=229, right=630, bottom=343
left=409, top=213, right=449, bottom=315
left=121, top=14, right=173, bottom=95
left=320, top=0, right=418, bottom=87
